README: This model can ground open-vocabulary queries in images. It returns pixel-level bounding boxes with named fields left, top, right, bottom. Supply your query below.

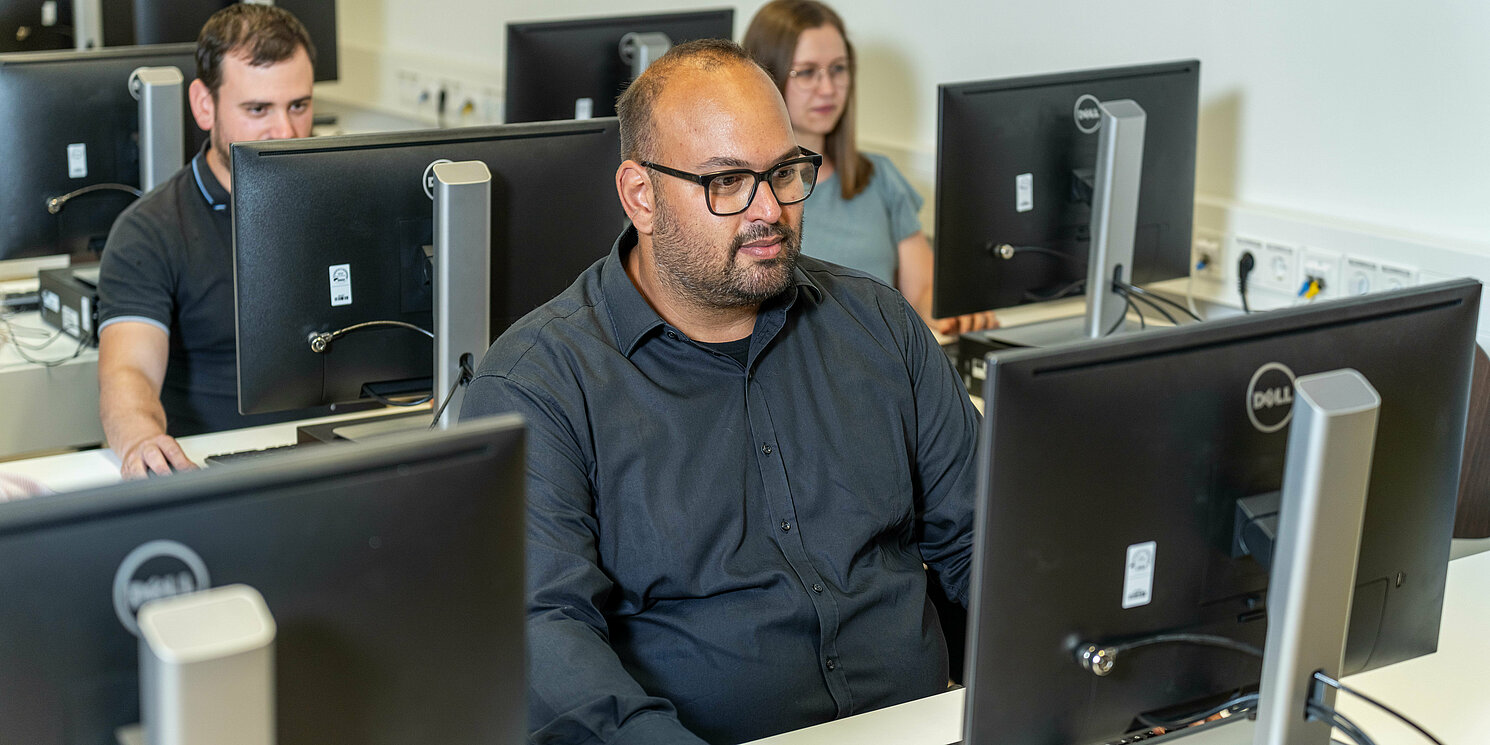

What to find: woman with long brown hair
left=744, top=0, right=996, bottom=334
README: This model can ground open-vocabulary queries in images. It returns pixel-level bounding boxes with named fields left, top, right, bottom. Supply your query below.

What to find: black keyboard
left=203, top=443, right=310, bottom=466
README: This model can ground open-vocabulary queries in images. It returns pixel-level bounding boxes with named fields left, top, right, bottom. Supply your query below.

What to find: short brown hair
left=616, top=38, right=761, bottom=163
left=743, top=0, right=873, bottom=200
left=196, top=3, right=316, bottom=96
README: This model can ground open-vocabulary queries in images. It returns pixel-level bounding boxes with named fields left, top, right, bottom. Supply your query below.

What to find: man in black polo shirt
left=97, top=5, right=315, bottom=478
left=460, top=40, right=980, bottom=745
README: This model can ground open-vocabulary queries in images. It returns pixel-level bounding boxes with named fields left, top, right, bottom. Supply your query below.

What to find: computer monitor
left=504, top=9, right=734, bottom=124
left=0, top=43, right=205, bottom=262
left=963, top=279, right=1480, bottom=745
left=122, top=0, right=338, bottom=82
left=933, top=60, right=1198, bottom=334
left=0, top=0, right=72, bottom=52
left=0, top=414, right=526, bottom=744
left=230, top=118, right=625, bottom=416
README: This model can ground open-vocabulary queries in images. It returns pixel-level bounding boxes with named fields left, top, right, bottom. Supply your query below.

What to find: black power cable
left=1113, top=280, right=1203, bottom=323
left=1313, top=672, right=1444, bottom=745
left=427, top=353, right=477, bottom=429
left=1238, top=251, right=1257, bottom=313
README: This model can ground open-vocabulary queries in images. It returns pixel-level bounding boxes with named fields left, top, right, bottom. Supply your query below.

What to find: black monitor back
left=0, top=1, right=73, bottom=52
left=965, top=280, right=1479, bottom=745
left=120, top=0, right=337, bottom=82
left=504, top=9, right=733, bottom=124
left=934, top=60, right=1198, bottom=318
left=231, top=119, right=625, bottom=415
left=0, top=43, right=206, bottom=262
left=0, top=415, right=527, bottom=744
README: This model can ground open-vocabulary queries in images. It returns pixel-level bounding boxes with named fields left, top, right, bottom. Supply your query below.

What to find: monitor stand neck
left=965, top=98, right=1147, bottom=350
left=1252, top=369, right=1380, bottom=745
left=429, top=160, right=492, bottom=430
left=130, top=67, right=185, bottom=193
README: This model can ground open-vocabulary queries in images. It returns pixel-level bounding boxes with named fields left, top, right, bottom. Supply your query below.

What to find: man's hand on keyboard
left=119, top=433, right=198, bottom=479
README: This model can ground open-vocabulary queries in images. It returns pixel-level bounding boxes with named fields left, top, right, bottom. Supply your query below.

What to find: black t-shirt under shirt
left=695, top=335, right=752, bottom=367
left=97, top=147, right=309, bottom=437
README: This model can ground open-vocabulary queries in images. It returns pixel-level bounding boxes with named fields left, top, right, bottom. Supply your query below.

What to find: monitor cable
left=307, top=320, right=434, bottom=354
left=1135, top=690, right=1258, bottom=733
left=1108, top=285, right=1145, bottom=335
left=1076, top=632, right=1262, bottom=677
left=428, top=353, right=476, bottom=429
left=1312, top=671, right=1444, bottom=745
left=1308, top=699, right=1378, bottom=745
left=1237, top=251, right=1256, bottom=313
left=1123, top=287, right=1178, bottom=326
left=1112, top=280, right=1203, bottom=323
left=46, top=183, right=143, bottom=214
left=987, top=242, right=1086, bottom=266
left=0, top=312, right=88, bottom=368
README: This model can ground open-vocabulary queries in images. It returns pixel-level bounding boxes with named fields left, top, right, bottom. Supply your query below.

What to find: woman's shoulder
left=855, top=150, right=922, bottom=208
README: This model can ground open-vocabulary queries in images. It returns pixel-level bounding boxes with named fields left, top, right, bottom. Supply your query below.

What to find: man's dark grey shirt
left=97, top=147, right=305, bottom=436
left=460, top=227, right=980, bottom=745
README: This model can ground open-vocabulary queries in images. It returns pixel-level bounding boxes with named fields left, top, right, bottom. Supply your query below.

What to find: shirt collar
left=189, top=143, right=230, bottom=212
left=601, top=224, right=824, bottom=358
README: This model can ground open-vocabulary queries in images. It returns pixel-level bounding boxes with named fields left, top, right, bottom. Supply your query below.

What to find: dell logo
left=1247, top=362, right=1297, bottom=433
left=1073, top=94, right=1103, bottom=134
left=112, top=540, right=212, bottom=636
left=1253, top=386, right=1294, bottom=410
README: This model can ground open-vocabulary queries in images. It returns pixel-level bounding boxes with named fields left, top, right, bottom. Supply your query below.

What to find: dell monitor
left=962, top=279, right=1480, bottom=744
left=122, top=0, right=338, bottom=82
left=0, top=43, right=205, bottom=262
left=504, top=9, right=733, bottom=123
left=934, top=60, right=1199, bottom=344
left=230, top=118, right=625, bottom=416
left=0, top=414, right=527, bottom=744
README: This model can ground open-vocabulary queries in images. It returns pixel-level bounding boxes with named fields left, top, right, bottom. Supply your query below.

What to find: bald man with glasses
left=460, top=39, right=981, bottom=745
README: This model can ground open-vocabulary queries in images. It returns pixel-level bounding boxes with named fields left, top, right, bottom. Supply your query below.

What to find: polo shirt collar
left=601, top=224, right=825, bottom=358
left=189, top=144, right=230, bottom=212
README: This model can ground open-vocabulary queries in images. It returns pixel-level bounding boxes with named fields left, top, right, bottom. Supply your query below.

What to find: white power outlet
left=1255, top=241, right=1299, bottom=295
left=1300, top=246, right=1343, bottom=300
left=1345, top=257, right=1379, bottom=296
left=1378, top=261, right=1418, bottom=291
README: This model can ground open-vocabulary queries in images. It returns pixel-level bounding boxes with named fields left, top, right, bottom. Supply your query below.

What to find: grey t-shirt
left=801, top=151, right=924, bottom=286
left=96, top=148, right=308, bottom=436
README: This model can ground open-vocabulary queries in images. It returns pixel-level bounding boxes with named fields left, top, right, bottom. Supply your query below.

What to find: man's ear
left=615, top=160, right=657, bottom=235
left=188, top=78, right=215, bottom=134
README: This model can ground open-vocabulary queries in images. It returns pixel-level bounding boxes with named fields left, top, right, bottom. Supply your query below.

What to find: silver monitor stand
left=129, top=66, right=185, bottom=193
left=1253, top=368, right=1380, bottom=745
left=968, top=98, right=1148, bottom=348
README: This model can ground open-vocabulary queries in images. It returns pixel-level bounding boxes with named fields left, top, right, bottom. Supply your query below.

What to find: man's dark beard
left=651, top=195, right=803, bottom=309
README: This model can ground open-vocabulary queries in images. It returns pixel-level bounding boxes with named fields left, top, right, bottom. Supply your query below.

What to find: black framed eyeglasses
left=641, top=148, right=823, bottom=217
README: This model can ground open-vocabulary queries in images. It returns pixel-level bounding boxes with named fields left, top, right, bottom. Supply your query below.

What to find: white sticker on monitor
left=328, top=264, right=352, bottom=307
left=1015, top=173, right=1033, bottom=212
left=575, top=97, right=594, bottom=120
left=67, top=143, right=87, bottom=179
left=1122, top=541, right=1156, bottom=609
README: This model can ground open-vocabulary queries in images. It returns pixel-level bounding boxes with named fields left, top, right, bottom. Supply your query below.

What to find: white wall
left=328, top=0, right=1490, bottom=253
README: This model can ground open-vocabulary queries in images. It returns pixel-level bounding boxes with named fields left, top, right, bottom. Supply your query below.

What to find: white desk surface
left=0, top=309, right=103, bottom=458
left=747, top=548, right=1490, bottom=745
left=0, top=406, right=415, bottom=494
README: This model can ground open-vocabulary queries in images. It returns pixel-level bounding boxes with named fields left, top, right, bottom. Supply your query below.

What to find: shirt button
left=825, top=658, right=837, bottom=671
left=761, top=443, right=773, bottom=455
left=780, top=520, right=791, bottom=532
left=665, top=330, right=679, bottom=340
left=811, top=583, right=824, bottom=593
